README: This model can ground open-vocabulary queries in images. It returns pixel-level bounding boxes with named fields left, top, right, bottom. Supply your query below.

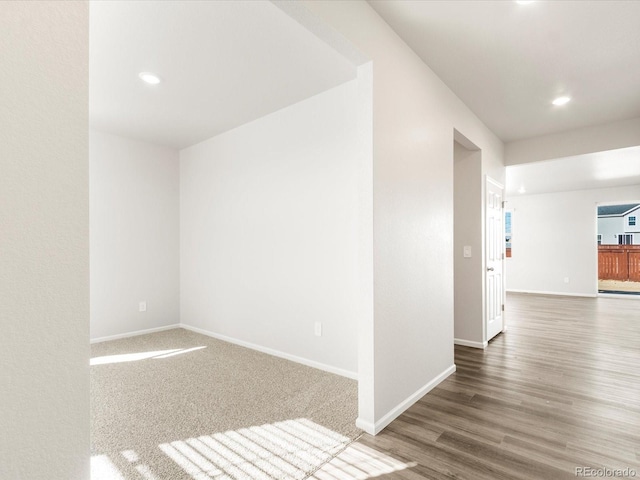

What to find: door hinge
left=502, top=201, right=506, bottom=208
left=502, top=304, right=505, bottom=312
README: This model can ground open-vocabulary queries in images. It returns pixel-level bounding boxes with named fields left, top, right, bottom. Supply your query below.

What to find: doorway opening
left=597, top=202, right=640, bottom=295
left=453, top=130, right=505, bottom=349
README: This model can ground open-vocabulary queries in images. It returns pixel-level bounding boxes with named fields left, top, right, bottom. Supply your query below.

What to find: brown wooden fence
left=598, top=245, right=640, bottom=281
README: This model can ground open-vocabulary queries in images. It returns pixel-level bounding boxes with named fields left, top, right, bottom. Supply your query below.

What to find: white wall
left=90, top=130, right=180, bottom=340
left=180, top=81, right=360, bottom=377
left=506, top=185, right=640, bottom=296
left=454, top=142, right=484, bottom=346
left=0, top=2, right=89, bottom=478
left=297, top=0, right=505, bottom=434
left=505, top=116, right=640, bottom=166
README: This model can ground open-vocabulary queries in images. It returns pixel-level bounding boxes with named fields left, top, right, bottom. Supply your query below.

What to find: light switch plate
left=463, top=246, right=472, bottom=258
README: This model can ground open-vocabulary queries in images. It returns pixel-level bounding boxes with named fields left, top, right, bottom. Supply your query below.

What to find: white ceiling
left=89, top=0, right=356, bottom=149
left=368, top=0, right=640, bottom=143
left=91, top=0, right=640, bottom=202
left=506, top=146, right=640, bottom=197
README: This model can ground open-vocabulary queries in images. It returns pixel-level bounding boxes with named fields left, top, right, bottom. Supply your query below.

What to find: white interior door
left=486, top=177, right=504, bottom=341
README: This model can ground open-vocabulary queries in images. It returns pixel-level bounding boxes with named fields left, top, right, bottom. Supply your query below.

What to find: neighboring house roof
left=597, top=204, right=640, bottom=217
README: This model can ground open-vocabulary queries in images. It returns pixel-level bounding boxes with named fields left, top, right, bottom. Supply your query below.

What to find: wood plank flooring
left=315, top=293, right=640, bottom=480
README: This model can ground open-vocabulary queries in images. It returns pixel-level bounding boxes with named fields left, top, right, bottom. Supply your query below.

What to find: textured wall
left=90, top=130, right=180, bottom=340
left=506, top=185, right=640, bottom=296
left=0, top=1, right=89, bottom=479
left=505, top=116, right=640, bottom=166
left=180, top=81, right=360, bottom=377
left=299, top=0, right=505, bottom=433
left=454, top=142, right=484, bottom=345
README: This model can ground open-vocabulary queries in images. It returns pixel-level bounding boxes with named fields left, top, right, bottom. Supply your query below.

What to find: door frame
left=484, top=175, right=506, bottom=342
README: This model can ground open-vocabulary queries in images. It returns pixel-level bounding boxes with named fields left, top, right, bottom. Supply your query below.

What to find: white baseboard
left=180, top=323, right=358, bottom=380
left=355, top=417, right=375, bottom=435
left=90, top=324, right=181, bottom=344
left=361, top=364, right=456, bottom=436
left=506, top=289, right=596, bottom=298
left=454, top=338, right=488, bottom=349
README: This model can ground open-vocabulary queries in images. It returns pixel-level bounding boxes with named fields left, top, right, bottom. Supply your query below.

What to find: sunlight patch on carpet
left=91, top=346, right=206, bottom=366
left=158, top=418, right=349, bottom=480
left=91, top=418, right=415, bottom=480
left=91, top=454, right=126, bottom=480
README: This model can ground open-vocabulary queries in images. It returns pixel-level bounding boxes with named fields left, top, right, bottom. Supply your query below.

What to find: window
left=505, top=210, right=512, bottom=257
left=629, top=216, right=636, bottom=226
left=597, top=234, right=602, bottom=245
left=618, top=234, right=633, bottom=245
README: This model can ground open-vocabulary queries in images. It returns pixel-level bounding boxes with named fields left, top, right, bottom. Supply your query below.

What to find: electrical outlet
left=463, top=246, right=472, bottom=258
left=314, top=322, right=322, bottom=337
left=139, top=301, right=147, bottom=312
left=564, top=277, right=570, bottom=284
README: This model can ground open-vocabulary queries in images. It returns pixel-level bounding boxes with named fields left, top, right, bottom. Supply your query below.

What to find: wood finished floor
left=315, top=293, right=640, bottom=480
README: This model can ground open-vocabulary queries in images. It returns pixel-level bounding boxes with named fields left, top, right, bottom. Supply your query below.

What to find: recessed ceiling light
left=139, top=72, right=161, bottom=85
left=515, top=0, right=535, bottom=4
left=552, top=96, right=571, bottom=106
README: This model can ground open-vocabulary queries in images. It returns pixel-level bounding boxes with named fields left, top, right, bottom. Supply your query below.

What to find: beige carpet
left=91, top=328, right=361, bottom=480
